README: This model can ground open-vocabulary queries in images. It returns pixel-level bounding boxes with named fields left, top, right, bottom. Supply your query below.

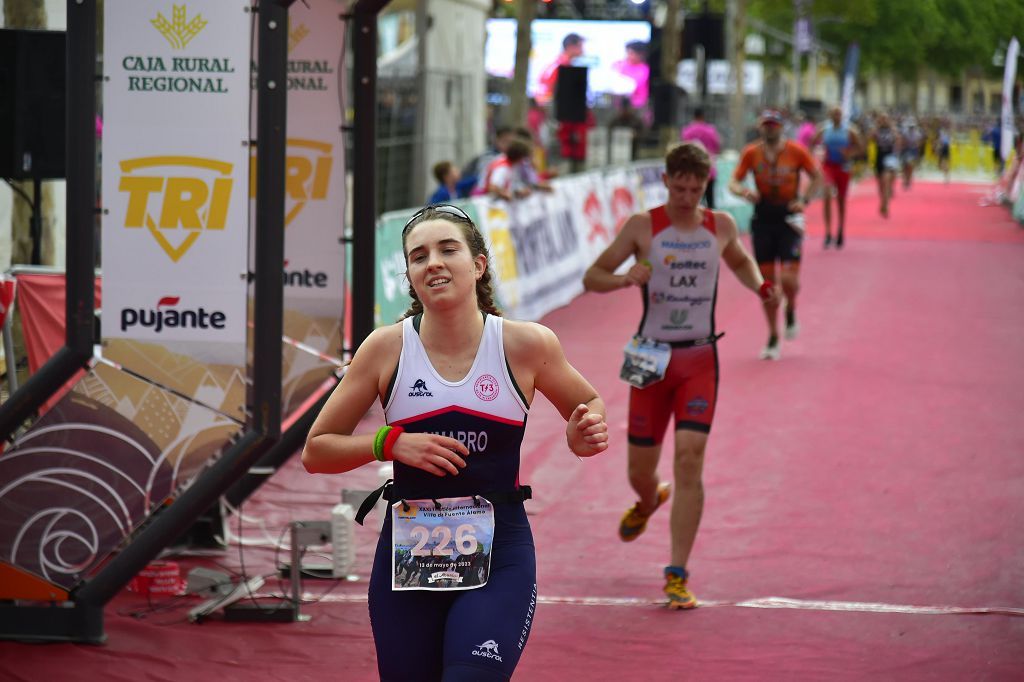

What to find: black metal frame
left=350, top=0, right=391, bottom=350
left=0, top=0, right=288, bottom=643
left=0, top=1, right=95, bottom=442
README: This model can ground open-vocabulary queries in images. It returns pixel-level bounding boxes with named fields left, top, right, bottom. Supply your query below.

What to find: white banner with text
left=101, top=0, right=251, bottom=365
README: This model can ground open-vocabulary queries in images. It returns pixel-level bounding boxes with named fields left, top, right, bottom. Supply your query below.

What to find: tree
left=507, top=0, right=536, bottom=127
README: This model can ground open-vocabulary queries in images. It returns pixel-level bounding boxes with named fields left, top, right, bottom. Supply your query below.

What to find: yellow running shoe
left=664, top=568, right=698, bottom=610
left=618, top=481, right=671, bottom=542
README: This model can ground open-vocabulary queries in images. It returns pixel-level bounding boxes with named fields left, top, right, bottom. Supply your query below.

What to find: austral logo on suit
left=408, top=379, right=434, bottom=397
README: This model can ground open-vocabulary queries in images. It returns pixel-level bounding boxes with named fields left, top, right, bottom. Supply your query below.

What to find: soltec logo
left=152, top=5, right=207, bottom=50
left=250, top=138, right=333, bottom=227
left=118, top=156, right=234, bottom=262
left=472, top=640, right=503, bottom=662
left=120, top=296, right=227, bottom=333
left=664, top=255, right=707, bottom=271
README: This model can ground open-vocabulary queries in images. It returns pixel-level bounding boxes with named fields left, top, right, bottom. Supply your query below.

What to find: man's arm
left=582, top=213, right=650, bottom=292
left=728, top=150, right=759, bottom=202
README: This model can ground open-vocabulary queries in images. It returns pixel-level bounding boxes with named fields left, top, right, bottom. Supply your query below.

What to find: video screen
left=486, top=19, right=653, bottom=107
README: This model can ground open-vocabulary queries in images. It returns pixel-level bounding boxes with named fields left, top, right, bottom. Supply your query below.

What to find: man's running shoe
left=759, top=339, right=781, bottom=361
left=664, top=566, right=698, bottom=610
left=618, top=481, right=671, bottom=542
left=785, top=321, right=800, bottom=340
left=823, top=234, right=832, bottom=249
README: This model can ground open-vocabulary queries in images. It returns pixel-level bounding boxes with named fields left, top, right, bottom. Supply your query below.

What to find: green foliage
left=750, top=0, right=1024, bottom=77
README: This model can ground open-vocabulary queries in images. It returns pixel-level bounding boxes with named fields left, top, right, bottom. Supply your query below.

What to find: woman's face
left=404, top=219, right=485, bottom=311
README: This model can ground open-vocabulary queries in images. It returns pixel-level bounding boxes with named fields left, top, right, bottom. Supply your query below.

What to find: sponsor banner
left=1000, top=37, right=1019, bottom=163
left=102, top=1, right=250, bottom=364
left=372, top=158, right=748, bottom=326
left=257, top=1, right=348, bottom=325
left=477, top=192, right=587, bottom=321
left=375, top=209, right=413, bottom=327
left=840, top=43, right=860, bottom=125
left=601, top=167, right=642, bottom=235
left=0, top=361, right=242, bottom=590
left=633, top=162, right=667, bottom=210
left=557, top=172, right=616, bottom=264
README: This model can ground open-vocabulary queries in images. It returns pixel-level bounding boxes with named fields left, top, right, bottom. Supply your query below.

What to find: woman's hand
left=566, top=404, right=608, bottom=457
left=390, top=432, right=470, bottom=477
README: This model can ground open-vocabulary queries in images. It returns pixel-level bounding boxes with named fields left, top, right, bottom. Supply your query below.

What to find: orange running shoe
left=618, top=481, right=671, bottom=542
left=664, top=567, right=698, bottom=610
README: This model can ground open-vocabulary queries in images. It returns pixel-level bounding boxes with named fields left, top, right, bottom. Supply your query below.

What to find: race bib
left=620, top=335, right=671, bottom=389
left=391, top=496, right=495, bottom=591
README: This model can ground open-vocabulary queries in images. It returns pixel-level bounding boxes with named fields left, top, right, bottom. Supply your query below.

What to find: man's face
left=663, top=173, right=707, bottom=213
left=760, top=121, right=782, bottom=143
left=566, top=42, right=584, bottom=58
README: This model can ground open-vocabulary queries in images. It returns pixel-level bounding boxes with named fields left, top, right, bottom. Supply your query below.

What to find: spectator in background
left=512, top=126, right=552, bottom=188
left=984, top=120, right=1003, bottom=175
left=612, top=41, right=650, bottom=111
left=537, top=33, right=585, bottom=106
left=680, top=108, right=721, bottom=208
left=526, top=97, right=547, bottom=148
left=484, top=139, right=536, bottom=201
left=936, top=121, right=952, bottom=184
left=463, top=126, right=515, bottom=196
left=610, top=99, right=645, bottom=161
left=428, top=161, right=471, bottom=204
left=796, top=112, right=817, bottom=151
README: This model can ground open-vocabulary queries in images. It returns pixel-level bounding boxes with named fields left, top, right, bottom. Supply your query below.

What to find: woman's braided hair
left=399, top=207, right=502, bottom=320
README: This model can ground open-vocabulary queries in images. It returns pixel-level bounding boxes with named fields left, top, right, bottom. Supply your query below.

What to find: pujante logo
left=119, top=156, right=234, bottom=262
left=120, top=295, right=227, bottom=333
left=250, top=138, right=332, bottom=227
left=474, top=374, right=499, bottom=402
left=152, top=5, right=207, bottom=50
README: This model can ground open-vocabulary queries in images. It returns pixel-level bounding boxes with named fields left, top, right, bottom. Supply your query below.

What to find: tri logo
left=250, top=138, right=334, bottom=227
left=118, top=156, right=234, bottom=262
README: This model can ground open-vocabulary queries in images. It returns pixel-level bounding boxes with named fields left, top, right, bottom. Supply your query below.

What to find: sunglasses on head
left=402, top=203, right=473, bottom=238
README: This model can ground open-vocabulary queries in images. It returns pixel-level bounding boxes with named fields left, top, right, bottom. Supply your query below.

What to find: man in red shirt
left=536, top=33, right=584, bottom=105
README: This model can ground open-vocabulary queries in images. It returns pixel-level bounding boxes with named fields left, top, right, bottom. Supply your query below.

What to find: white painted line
left=293, top=592, right=1024, bottom=616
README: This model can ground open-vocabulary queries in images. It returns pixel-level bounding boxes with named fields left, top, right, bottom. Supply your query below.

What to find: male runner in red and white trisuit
left=583, top=142, right=779, bottom=608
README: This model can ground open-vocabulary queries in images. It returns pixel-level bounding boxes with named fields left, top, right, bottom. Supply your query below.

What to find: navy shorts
left=752, top=203, right=802, bottom=264
left=368, top=505, right=537, bottom=681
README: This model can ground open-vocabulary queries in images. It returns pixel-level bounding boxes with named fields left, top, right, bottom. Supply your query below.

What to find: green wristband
left=373, top=425, right=392, bottom=462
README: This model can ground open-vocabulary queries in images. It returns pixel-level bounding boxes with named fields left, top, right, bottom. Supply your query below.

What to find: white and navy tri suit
left=368, top=313, right=536, bottom=681
left=628, top=205, right=722, bottom=444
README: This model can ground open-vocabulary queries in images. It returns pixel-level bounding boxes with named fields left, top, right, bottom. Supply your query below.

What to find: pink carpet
left=2, top=179, right=1023, bottom=681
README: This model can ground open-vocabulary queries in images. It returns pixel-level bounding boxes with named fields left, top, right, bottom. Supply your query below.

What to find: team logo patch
left=472, top=640, right=502, bottom=662
left=408, top=379, right=433, bottom=397
left=686, top=396, right=709, bottom=416
left=474, top=374, right=499, bottom=402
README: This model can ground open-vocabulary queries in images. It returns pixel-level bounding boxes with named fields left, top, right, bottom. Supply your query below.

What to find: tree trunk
left=727, top=0, right=747, bottom=150
left=659, top=0, right=682, bottom=151
left=507, top=0, right=535, bottom=128
left=5, top=0, right=56, bottom=267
